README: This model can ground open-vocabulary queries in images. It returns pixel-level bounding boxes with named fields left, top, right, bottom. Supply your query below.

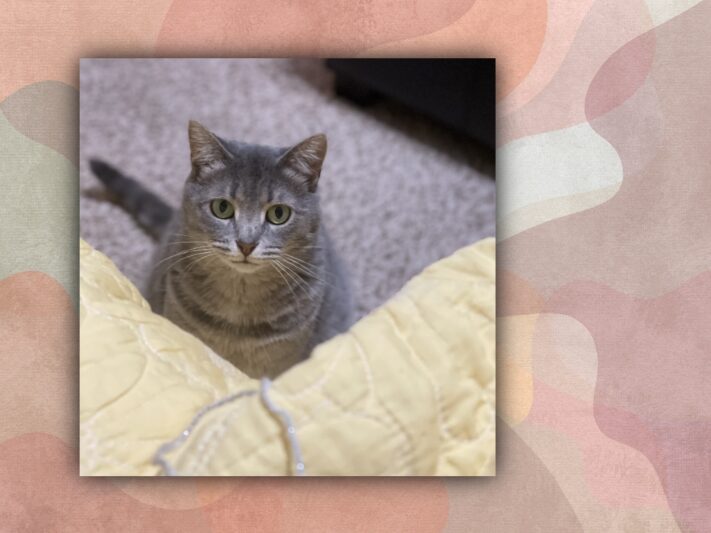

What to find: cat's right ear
left=188, top=120, right=232, bottom=178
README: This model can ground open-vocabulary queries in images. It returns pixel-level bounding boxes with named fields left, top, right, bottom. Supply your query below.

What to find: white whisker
left=163, top=250, right=214, bottom=273
left=155, top=246, right=213, bottom=267
left=274, top=260, right=317, bottom=303
left=271, top=262, right=298, bottom=302
left=184, top=252, right=216, bottom=274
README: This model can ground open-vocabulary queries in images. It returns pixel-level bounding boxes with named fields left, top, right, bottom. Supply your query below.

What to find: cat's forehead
left=225, top=143, right=280, bottom=185
left=225, top=140, right=284, bottom=168
left=205, top=141, right=297, bottom=200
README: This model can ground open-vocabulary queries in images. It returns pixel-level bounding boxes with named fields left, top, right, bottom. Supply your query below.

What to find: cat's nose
left=237, top=240, right=257, bottom=257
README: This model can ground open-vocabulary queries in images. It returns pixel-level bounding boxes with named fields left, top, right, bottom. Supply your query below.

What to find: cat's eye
left=210, top=198, right=235, bottom=219
left=266, top=204, right=291, bottom=225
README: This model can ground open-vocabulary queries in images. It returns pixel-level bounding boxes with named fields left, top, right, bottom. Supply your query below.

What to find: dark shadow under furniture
left=326, top=59, right=495, bottom=150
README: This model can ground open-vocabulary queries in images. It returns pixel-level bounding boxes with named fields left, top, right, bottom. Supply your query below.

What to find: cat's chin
left=221, top=256, right=265, bottom=273
left=232, top=265, right=260, bottom=273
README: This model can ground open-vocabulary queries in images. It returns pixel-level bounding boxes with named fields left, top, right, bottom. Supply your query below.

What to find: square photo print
left=79, top=58, right=495, bottom=476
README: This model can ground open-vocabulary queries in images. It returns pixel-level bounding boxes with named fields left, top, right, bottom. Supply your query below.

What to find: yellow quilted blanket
left=79, top=238, right=495, bottom=476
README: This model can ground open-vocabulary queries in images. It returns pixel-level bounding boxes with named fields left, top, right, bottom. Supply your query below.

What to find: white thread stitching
left=153, top=389, right=258, bottom=475
left=259, top=378, right=306, bottom=476
left=153, top=379, right=306, bottom=476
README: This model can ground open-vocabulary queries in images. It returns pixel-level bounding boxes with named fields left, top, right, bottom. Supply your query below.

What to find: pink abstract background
left=1, top=1, right=709, bottom=531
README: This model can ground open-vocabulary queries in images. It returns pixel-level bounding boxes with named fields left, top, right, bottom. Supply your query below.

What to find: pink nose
left=237, top=241, right=257, bottom=256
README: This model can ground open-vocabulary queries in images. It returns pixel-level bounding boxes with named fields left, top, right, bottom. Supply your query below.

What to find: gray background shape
left=0, top=84, right=78, bottom=305
left=79, top=58, right=494, bottom=318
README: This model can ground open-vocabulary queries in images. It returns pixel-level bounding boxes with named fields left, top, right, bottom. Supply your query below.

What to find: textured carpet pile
left=80, top=59, right=494, bottom=318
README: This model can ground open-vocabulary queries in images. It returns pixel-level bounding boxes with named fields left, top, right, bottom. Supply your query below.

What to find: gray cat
left=90, top=121, right=353, bottom=378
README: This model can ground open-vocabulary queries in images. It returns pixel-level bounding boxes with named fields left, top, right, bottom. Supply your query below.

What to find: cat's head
left=181, top=121, right=326, bottom=272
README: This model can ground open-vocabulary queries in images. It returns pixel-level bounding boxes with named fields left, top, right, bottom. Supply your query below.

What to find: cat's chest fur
left=155, top=256, right=325, bottom=378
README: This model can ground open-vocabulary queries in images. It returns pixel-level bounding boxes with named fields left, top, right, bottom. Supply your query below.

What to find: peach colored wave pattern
left=0, top=0, right=708, bottom=531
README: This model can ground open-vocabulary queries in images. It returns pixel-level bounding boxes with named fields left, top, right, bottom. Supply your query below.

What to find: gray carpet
left=79, top=59, right=495, bottom=319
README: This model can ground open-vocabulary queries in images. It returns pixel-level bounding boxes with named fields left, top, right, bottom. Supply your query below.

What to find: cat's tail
left=89, top=159, right=174, bottom=239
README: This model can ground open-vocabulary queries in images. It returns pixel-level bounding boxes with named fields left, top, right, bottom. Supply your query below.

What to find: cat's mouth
left=211, top=245, right=270, bottom=272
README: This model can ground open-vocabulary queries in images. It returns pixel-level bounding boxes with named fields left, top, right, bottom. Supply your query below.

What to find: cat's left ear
left=277, top=134, right=327, bottom=192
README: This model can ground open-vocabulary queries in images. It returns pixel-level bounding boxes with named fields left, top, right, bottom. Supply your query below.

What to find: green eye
left=266, top=204, right=291, bottom=225
left=210, top=198, right=235, bottom=219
